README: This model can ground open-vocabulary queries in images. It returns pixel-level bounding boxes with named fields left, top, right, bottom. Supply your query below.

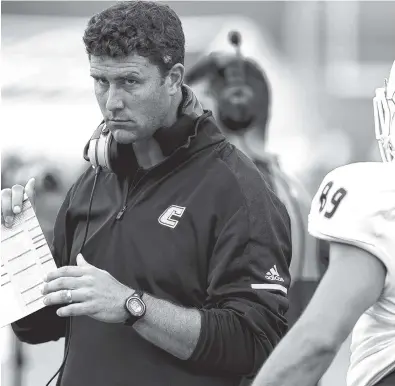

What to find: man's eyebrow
left=90, top=71, right=142, bottom=79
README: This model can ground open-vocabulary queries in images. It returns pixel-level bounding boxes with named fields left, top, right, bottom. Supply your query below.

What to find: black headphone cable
left=45, top=166, right=102, bottom=386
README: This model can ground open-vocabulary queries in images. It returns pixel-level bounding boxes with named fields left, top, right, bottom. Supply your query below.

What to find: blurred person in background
left=1, top=2, right=292, bottom=386
left=252, top=61, right=395, bottom=386
left=185, top=36, right=328, bottom=327
left=185, top=40, right=275, bottom=187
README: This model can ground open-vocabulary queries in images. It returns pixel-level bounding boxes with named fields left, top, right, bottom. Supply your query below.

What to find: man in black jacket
left=1, top=2, right=292, bottom=385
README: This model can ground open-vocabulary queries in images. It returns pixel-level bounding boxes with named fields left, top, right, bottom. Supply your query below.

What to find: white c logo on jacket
left=158, top=205, right=186, bottom=228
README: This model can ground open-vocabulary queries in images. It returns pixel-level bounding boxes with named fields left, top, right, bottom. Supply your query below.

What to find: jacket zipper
left=116, top=205, right=127, bottom=220
left=115, top=168, right=146, bottom=220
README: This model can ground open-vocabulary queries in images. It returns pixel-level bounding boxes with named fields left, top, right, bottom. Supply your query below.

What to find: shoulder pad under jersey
left=308, top=162, right=395, bottom=271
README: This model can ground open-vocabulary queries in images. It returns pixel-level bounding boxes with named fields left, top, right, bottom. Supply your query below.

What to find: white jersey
left=308, top=162, right=395, bottom=386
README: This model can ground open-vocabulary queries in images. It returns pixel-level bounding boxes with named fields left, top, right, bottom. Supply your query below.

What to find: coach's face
left=90, top=54, right=181, bottom=144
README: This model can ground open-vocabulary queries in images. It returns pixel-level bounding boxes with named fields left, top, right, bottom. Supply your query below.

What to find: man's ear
left=166, top=63, right=185, bottom=96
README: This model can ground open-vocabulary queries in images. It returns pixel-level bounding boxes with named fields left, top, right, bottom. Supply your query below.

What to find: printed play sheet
left=1, top=195, right=57, bottom=327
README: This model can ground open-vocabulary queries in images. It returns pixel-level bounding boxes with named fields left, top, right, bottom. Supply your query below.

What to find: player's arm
left=251, top=241, right=386, bottom=386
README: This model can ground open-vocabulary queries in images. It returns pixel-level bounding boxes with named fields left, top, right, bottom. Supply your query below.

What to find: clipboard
left=1, top=194, right=57, bottom=328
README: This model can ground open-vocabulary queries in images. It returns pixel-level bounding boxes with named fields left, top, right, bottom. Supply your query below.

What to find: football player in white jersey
left=251, top=60, right=395, bottom=386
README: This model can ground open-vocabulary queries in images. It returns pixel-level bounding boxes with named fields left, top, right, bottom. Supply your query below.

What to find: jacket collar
left=153, top=84, right=226, bottom=162
left=153, top=84, right=206, bottom=156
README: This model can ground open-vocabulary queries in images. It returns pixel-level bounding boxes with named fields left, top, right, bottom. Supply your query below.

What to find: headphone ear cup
left=84, top=124, right=104, bottom=167
left=85, top=124, right=115, bottom=171
left=94, top=131, right=112, bottom=170
left=85, top=123, right=138, bottom=175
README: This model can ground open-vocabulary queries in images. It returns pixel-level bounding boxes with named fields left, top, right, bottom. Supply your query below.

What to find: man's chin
left=111, top=129, right=137, bottom=145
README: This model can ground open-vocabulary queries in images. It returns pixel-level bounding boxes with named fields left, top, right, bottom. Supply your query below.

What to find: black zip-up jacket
left=12, top=86, right=292, bottom=386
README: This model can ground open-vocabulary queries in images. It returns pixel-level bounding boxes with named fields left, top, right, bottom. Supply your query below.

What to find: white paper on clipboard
left=1, top=194, right=57, bottom=328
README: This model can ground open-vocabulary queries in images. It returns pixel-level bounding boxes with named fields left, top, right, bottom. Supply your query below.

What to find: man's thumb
left=25, top=178, right=36, bottom=211
left=76, top=254, right=89, bottom=266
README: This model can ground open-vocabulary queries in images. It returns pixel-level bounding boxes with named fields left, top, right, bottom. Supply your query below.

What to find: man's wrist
left=119, top=287, right=135, bottom=323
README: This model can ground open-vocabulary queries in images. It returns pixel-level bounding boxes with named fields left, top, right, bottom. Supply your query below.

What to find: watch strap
left=132, top=289, right=144, bottom=299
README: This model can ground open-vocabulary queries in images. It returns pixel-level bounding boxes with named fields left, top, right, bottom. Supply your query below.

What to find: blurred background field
left=1, top=2, right=394, bottom=386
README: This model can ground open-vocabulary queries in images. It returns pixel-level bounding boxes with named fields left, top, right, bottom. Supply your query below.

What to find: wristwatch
left=124, top=290, right=146, bottom=326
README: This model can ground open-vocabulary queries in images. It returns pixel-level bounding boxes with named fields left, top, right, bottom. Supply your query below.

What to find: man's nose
left=106, top=85, right=124, bottom=112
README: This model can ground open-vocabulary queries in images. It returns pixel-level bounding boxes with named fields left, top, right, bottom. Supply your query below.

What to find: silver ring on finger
left=65, top=289, right=73, bottom=304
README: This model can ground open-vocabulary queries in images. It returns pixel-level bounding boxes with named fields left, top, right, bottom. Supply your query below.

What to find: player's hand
left=41, top=254, right=134, bottom=323
left=1, top=178, right=36, bottom=228
left=373, top=86, right=395, bottom=162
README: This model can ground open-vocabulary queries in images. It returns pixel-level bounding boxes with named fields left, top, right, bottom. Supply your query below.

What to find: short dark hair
left=83, top=1, right=185, bottom=75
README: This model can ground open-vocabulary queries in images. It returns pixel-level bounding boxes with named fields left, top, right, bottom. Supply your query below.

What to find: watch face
left=127, top=298, right=145, bottom=317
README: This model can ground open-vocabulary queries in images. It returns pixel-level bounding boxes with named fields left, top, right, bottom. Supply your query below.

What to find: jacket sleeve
left=189, top=189, right=292, bottom=377
left=11, top=187, right=74, bottom=344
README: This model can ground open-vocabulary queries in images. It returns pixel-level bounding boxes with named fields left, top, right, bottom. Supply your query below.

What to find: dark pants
left=375, top=369, right=395, bottom=385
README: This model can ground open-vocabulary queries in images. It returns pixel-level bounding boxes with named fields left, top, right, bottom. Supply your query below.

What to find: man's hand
left=42, top=254, right=134, bottom=323
left=1, top=178, right=36, bottom=227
